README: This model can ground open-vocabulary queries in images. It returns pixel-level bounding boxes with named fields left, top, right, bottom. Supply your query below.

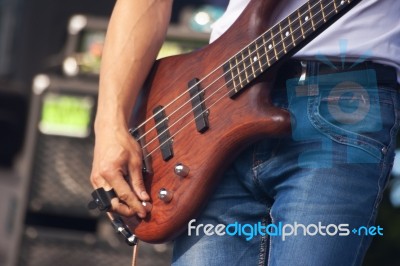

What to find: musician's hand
left=90, top=126, right=150, bottom=218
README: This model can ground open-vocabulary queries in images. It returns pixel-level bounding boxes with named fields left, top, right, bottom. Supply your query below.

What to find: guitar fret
left=255, top=37, right=268, bottom=69
left=287, top=14, right=297, bottom=47
left=243, top=49, right=253, bottom=81
left=278, top=23, right=287, bottom=54
left=290, top=12, right=303, bottom=44
left=279, top=18, right=294, bottom=52
left=222, top=0, right=357, bottom=98
left=299, top=4, right=313, bottom=38
left=334, top=0, right=350, bottom=14
left=253, top=40, right=264, bottom=73
left=320, top=1, right=327, bottom=22
left=248, top=43, right=261, bottom=77
left=270, top=26, right=282, bottom=61
left=223, top=63, right=233, bottom=89
left=234, top=55, right=244, bottom=88
left=239, top=59, right=247, bottom=87
left=261, top=35, right=272, bottom=66
left=243, top=46, right=259, bottom=84
left=333, top=0, right=338, bottom=13
left=229, top=60, right=239, bottom=92
left=224, top=44, right=263, bottom=96
left=233, top=60, right=241, bottom=91
left=297, top=8, right=305, bottom=39
left=230, top=59, right=238, bottom=91
left=311, top=1, right=324, bottom=29
left=324, top=0, right=337, bottom=18
left=239, top=52, right=249, bottom=82
left=247, top=47, right=256, bottom=78
left=243, top=47, right=253, bottom=78
left=246, top=48, right=256, bottom=78
left=223, top=61, right=238, bottom=97
left=307, top=1, right=315, bottom=30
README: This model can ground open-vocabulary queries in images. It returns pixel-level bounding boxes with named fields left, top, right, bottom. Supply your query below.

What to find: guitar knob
left=158, top=188, right=173, bottom=203
left=174, top=163, right=190, bottom=177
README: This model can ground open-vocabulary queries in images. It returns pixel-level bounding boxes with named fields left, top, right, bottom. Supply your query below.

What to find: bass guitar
left=122, top=0, right=362, bottom=243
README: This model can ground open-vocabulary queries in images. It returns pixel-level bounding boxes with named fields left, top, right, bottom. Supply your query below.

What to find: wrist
left=94, top=113, right=129, bottom=134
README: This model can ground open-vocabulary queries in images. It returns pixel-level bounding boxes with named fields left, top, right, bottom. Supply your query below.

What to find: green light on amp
left=39, top=93, right=94, bottom=138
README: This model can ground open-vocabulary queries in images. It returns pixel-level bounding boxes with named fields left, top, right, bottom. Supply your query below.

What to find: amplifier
left=61, top=13, right=209, bottom=78
left=62, top=15, right=108, bottom=77
left=18, top=225, right=132, bottom=266
left=17, top=223, right=172, bottom=266
left=12, top=74, right=173, bottom=266
left=24, top=73, right=98, bottom=219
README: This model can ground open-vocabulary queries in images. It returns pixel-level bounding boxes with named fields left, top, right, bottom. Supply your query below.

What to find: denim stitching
left=306, top=74, right=390, bottom=161
left=267, top=210, right=274, bottom=266
left=258, top=214, right=270, bottom=266
left=352, top=88, right=400, bottom=266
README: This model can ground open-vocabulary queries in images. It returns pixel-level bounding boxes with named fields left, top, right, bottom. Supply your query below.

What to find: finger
left=90, top=173, right=142, bottom=217
left=100, top=169, right=147, bottom=218
left=109, top=196, right=147, bottom=218
left=141, top=201, right=153, bottom=212
left=90, top=169, right=109, bottom=188
left=128, top=160, right=150, bottom=202
left=109, top=178, right=147, bottom=218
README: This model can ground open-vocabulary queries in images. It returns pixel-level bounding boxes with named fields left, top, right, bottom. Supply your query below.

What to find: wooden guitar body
left=122, top=0, right=361, bottom=243
left=123, top=0, right=290, bottom=243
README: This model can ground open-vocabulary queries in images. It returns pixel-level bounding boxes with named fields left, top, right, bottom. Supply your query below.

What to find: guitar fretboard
left=223, top=0, right=359, bottom=97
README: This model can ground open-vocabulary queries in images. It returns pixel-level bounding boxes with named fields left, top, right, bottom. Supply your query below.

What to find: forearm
left=95, top=0, right=173, bottom=131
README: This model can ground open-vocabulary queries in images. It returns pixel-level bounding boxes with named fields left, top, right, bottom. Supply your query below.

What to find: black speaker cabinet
left=14, top=73, right=173, bottom=266
left=17, top=223, right=172, bottom=266
left=18, top=224, right=132, bottom=266
left=13, top=73, right=110, bottom=266
left=24, top=73, right=98, bottom=219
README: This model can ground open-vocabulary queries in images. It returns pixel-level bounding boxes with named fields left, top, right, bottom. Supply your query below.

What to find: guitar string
left=133, top=0, right=338, bottom=143
left=134, top=0, right=333, bottom=142
left=142, top=0, right=347, bottom=158
left=141, top=0, right=345, bottom=154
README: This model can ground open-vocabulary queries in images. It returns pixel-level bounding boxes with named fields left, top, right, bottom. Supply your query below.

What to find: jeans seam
left=351, top=204, right=375, bottom=266
left=251, top=139, right=283, bottom=200
left=353, top=91, right=399, bottom=265
left=306, top=86, right=388, bottom=162
left=351, top=162, right=387, bottom=266
left=267, top=210, right=274, bottom=266
left=303, top=64, right=398, bottom=162
left=258, top=213, right=270, bottom=266
left=310, top=112, right=385, bottom=161
left=375, top=90, right=399, bottom=199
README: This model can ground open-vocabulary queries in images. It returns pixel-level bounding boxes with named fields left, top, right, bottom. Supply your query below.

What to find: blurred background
left=0, top=0, right=399, bottom=265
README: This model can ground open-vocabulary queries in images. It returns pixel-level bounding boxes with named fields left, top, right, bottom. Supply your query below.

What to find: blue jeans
left=172, top=61, right=400, bottom=266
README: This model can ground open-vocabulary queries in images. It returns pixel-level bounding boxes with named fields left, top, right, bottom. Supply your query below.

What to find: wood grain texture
left=123, top=0, right=291, bottom=243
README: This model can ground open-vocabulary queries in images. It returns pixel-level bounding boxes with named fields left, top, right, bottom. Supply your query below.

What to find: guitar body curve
left=123, top=0, right=291, bottom=243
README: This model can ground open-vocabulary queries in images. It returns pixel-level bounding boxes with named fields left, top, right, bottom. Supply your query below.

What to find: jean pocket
left=287, top=69, right=399, bottom=166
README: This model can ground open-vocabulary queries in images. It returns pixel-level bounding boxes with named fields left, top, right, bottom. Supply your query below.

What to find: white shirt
left=210, top=0, right=400, bottom=82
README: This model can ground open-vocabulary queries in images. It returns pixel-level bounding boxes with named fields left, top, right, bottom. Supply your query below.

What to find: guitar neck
left=223, top=0, right=362, bottom=97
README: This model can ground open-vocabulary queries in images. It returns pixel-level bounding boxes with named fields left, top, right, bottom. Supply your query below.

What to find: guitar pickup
left=129, top=127, right=153, bottom=175
left=153, top=106, right=173, bottom=161
left=188, top=78, right=209, bottom=133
